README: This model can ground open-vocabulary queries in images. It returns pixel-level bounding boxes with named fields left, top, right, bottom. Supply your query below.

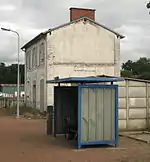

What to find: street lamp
left=1, top=27, right=20, bottom=118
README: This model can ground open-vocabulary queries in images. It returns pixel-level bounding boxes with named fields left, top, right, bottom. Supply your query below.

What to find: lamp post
left=1, top=27, right=20, bottom=118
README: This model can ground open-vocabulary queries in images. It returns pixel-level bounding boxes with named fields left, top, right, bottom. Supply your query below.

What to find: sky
left=0, top=0, right=150, bottom=64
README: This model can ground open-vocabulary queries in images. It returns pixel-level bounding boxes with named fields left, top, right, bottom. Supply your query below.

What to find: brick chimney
left=70, top=7, right=96, bottom=21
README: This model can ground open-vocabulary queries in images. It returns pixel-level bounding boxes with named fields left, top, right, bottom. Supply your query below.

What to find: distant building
left=0, top=84, right=24, bottom=98
left=21, top=7, right=124, bottom=112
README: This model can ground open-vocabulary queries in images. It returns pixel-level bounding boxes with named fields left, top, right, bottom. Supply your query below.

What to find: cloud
left=0, top=0, right=149, bottom=64
left=83, top=0, right=150, bottom=62
left=0, top=4, right=16, bottom=11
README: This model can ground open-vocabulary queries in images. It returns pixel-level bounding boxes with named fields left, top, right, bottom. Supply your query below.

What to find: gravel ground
left=0, top=116, right=150, bottom=162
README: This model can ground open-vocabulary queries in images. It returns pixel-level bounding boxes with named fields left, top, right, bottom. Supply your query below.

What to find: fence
left=0, top=97, right=36, bottom=109
left=1, top=78, right=150, bottom=131
left=0, top=97, right=43, bottom=117
left=117, top=78, right=150, bottom=131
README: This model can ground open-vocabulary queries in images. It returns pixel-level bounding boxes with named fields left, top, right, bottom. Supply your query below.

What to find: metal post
left=1, top=27, right=20, bottom=118
left=17, top=32, right=20, bottom=118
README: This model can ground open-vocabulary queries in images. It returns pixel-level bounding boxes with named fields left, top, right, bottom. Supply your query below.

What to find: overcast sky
left=0, top=0, right=150, bottom=64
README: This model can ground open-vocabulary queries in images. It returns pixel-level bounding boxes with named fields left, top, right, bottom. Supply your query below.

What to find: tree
left=121, top=57, right=150, bottom=80
left=147, top=1, right=150, bottom=9
left=0, top=63, right=24, bottom=84
left=122, top=60, right=134, bottom=71
left=146, top=1, right=150, bottom=14
left=121, top=69, right=133, bottom=78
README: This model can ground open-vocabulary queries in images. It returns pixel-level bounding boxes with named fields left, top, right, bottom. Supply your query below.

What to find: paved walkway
left=0, top=117, right=150, bottom=162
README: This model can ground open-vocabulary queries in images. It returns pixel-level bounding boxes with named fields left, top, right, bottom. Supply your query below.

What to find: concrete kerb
left=119, top=132, right=150, bottom=144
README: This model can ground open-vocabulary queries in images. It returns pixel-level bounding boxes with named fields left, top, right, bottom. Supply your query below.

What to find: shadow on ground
left=20, top=133, right=119, bottom=150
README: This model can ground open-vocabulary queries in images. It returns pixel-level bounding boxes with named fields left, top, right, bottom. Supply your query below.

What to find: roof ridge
left=21, top=16, right=124, bottom=49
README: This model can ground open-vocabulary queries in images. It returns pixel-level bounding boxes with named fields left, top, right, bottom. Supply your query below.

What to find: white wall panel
left=129, top=87, right=146, bottom=98
left=129, top=109, right=146, bottom=119
left=119, top=79, right=150, bottom=131
left=119, top=109, right=127, bottom=119
left=128, top=119, right=146, bottom=130
left=129, top=98, right=146, bottom=108
left=119, top=98, right=126, bottom=108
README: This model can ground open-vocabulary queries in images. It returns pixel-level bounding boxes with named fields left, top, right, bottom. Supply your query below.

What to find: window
left=30, top=51, right=32, bottom=69
left=37, top=46, right=40, bottom=66
left=32, top=47, right=37, bottom=68
left=29, top=50, right=31, bottom=69
left=32, top=49, right=34, bottom=68
left=26, top=50, right=31, bottom=69
left=35, top=47, right=37, bottom=67
left=26, top=52, right=28, bottom=69
left=39, top=43, right=45, bottom=65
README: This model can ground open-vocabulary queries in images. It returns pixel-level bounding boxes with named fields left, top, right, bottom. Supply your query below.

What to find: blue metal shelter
left=47, top=76, right=124, bottom=149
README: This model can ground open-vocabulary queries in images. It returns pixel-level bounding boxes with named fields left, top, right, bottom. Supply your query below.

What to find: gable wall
left=48, top=19, right=119, bottom=64
left=46, top=20, right=121, bottom=106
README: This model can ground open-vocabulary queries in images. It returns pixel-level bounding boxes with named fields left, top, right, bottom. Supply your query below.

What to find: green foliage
left=0, top=63, right=24, bottom=84
left=121, top=57, right=150, bottom=80
left=147, top=2, right=150, bottom=9
left=120, top=70, right=134, bottom=78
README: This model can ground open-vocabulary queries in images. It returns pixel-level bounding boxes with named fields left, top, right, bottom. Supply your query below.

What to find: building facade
left=22, top=7, right=124, bottom=111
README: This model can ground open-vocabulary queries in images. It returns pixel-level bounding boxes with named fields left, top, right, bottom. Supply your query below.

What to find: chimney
left=70, top=7, right=96, bottom=21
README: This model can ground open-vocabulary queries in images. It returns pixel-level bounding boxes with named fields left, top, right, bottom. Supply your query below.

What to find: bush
left=0, top=98, right=46, bottom=119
